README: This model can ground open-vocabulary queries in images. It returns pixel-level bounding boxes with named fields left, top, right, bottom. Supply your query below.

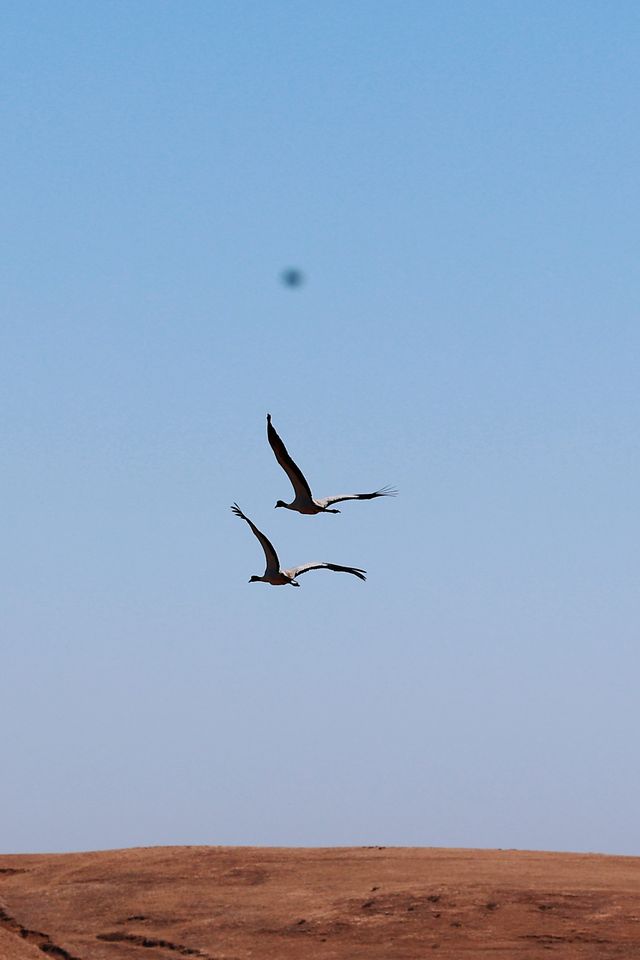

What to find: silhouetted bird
left=266, top=414, right=397, bottom=515
left=231, top=504, right=366, bottom=586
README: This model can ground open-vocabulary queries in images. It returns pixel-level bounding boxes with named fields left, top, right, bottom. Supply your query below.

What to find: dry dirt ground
left=1, top=846, right=640, bottom=960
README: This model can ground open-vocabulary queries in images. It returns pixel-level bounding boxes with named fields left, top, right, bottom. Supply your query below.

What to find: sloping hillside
left=1, top=846, right=639, bottom=959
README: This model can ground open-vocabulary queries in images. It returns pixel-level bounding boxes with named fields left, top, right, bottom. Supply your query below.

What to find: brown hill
left=1, top=846, right=639, bottom=959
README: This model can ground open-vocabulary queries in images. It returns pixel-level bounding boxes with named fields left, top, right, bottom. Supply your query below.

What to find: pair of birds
left=232, top=414, right=396, bottom=587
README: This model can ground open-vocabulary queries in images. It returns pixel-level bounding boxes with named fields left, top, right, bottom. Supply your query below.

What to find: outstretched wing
left=317, top=485, right=398, bottom=508
left=231, top=503, right=280, bottom=576
left=267, top=414, right=313, bottom=501
left=284, top=562, right=367, bottom=581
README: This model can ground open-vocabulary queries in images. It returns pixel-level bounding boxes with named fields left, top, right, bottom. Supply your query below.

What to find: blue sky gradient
left=2, top=1, right=639, bottom=855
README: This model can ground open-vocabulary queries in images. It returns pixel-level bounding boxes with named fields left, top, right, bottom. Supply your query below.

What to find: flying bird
left=231, top=503, right=366, bottom=586
left=267, top=414, right=396, bottom=514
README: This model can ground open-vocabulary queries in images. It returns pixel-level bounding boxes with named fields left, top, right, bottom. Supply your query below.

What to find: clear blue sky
left=2, top=1, right=639, bottom=856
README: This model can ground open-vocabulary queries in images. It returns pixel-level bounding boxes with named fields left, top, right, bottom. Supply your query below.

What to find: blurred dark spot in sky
left=280, top=268, right=305, bottom=288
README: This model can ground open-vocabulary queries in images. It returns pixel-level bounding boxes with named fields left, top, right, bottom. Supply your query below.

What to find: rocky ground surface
left=1, top=846, right=640, bottom=959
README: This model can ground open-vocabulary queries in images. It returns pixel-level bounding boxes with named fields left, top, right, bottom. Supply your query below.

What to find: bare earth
left=1, top=847, right=640, bottom=960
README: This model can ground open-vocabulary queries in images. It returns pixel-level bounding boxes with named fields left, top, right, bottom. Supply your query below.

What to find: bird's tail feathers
left=374, top=485, right=398, bottom=498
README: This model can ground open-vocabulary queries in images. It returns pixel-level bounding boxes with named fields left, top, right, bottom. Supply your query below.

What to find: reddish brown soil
left=1, top=846, right=640, bottom=959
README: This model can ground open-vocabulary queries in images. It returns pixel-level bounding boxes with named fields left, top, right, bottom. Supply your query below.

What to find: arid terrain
left=1, top=846, right=640, bottom=959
